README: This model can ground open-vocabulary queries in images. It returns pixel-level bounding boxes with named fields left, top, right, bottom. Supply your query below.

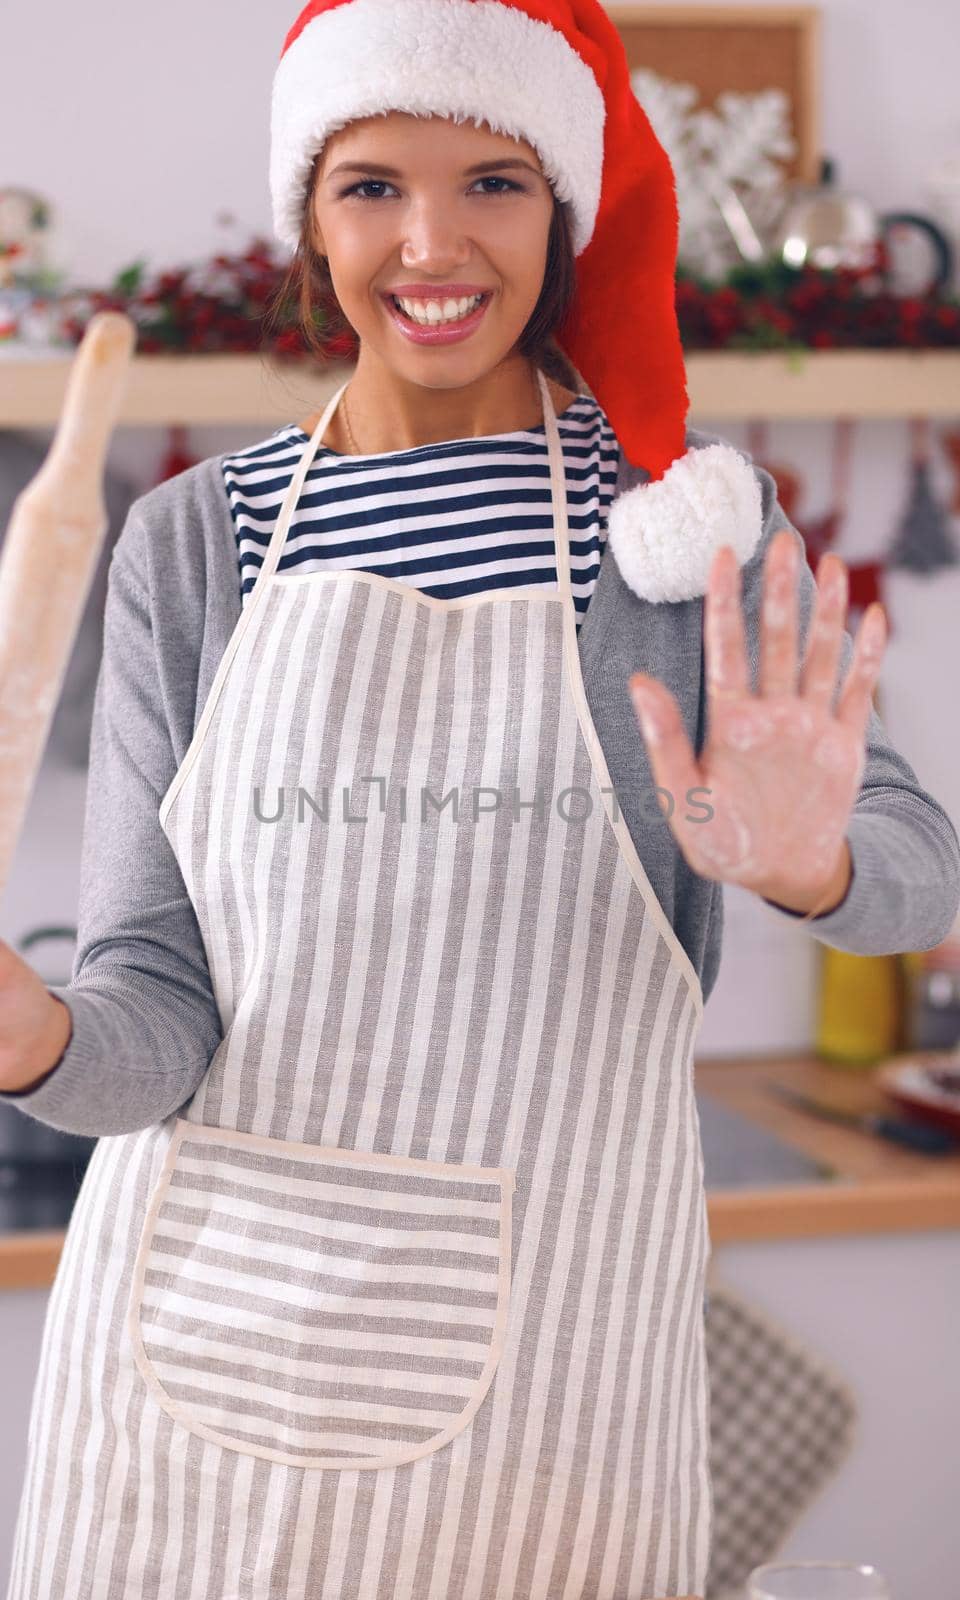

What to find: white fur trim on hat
left=270, top=0, right=606, bottom=255
left=606, top=444, right=765, bottom=604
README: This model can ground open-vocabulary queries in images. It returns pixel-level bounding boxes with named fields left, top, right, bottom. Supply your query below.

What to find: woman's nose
left=400, top=211, right=472, bottom=269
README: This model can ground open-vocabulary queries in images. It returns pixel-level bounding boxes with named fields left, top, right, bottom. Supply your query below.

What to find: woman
left=3, top=0, right=958, bottom=1596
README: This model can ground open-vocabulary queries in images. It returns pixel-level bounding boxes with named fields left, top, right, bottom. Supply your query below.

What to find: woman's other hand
left=0, top=937, right=73, bottom=1091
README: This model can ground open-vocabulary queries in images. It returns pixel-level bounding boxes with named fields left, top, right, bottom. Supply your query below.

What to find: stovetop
left=695, top=1090, right=835, bottom=1188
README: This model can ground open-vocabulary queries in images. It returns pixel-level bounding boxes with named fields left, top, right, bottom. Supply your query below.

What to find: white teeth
left=395, top=293, right=484, bottom=326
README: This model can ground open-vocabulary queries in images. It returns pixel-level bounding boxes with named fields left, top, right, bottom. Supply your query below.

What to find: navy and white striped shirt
left=222, top=392, right=619, bottom=630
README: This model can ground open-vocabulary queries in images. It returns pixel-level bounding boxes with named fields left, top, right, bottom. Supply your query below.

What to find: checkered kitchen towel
left=704, top=1279, right=858, bottom=1599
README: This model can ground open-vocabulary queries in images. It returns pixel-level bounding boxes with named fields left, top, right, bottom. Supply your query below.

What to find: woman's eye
left=346, top=180, right=393, bottom=200
left=342, top=176, right=522, bottom=200
left=475, top=176, right=521, bottom=194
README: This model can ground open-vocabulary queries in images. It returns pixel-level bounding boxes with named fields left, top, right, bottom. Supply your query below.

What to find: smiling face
left=309, top=110, right=556, bottom=389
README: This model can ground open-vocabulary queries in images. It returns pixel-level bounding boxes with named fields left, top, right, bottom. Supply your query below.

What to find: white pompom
left=607, top=443, right=764, bottom=604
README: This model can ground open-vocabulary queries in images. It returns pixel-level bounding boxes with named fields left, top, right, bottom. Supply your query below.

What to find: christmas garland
left=56, top=237, right=960, bottom=358
left=676, top=259, right=960, bottom=351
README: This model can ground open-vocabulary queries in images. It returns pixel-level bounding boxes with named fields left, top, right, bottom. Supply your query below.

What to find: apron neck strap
left=537, top=366, right=571, bottom=605
left=248, top=378, right=350, bottom=604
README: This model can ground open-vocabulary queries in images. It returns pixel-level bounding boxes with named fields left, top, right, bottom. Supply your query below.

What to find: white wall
left=2, top=0, right=959, bottom=1053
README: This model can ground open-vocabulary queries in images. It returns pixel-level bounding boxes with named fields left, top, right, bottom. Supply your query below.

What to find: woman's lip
left=385, top=285, right=493, bottom=298
left=381, top=291, right=493, bottom=346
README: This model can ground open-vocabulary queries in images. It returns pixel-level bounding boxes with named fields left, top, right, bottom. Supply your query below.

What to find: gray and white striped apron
left=8, top=368, right=711, bottom=1600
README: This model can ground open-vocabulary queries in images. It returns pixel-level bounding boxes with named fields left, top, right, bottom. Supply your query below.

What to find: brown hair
left=264, top=150, right=583, bottom=391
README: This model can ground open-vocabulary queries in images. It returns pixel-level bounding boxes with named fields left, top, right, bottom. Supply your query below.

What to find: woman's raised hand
left=627, top=529, right=888, bottom=912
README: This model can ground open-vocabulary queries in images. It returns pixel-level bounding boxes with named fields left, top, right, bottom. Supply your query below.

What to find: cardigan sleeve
left=729, top=448, right=960, bottom=954
left=0, top=503, right=223, bottom=1134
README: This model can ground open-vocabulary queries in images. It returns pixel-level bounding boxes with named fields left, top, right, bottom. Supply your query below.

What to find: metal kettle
left=772, top=156, right=955, bottom=294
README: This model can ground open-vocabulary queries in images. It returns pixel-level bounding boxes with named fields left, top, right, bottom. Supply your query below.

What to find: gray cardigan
left=6, top=426, right=959, bottom=1134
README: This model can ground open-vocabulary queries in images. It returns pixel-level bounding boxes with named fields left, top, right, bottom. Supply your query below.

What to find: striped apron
left=8, top=369, right=711, bottom=1600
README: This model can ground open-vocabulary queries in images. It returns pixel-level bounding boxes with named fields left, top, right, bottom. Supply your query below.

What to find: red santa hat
left=269, top=0, right=763, bottom=604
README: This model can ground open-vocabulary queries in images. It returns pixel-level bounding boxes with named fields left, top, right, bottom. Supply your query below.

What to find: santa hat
left=269, top=0, right=763, bottom=604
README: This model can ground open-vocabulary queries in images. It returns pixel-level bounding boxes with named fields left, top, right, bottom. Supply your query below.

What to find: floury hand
left=627, top=528, right=887, bottom=917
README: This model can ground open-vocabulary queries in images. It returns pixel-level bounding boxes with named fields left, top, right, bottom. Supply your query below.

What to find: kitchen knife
left=763, top=1080, right=959, bottom=1154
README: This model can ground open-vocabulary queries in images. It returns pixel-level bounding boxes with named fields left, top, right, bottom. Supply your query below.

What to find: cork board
left=608, top=6, right=822, bottom=184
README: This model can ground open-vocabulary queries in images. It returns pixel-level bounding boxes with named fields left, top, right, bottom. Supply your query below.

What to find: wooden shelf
left=688, top=349, right=960, bottom=419
left=1, top=349, right=959, bottom=428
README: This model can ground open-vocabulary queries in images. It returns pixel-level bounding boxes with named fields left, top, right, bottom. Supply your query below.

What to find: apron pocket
left=127, top=1117, right=515, bottom=1470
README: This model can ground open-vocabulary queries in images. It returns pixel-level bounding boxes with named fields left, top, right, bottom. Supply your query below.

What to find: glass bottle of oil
left=814, top=946, right=920, bottom=1065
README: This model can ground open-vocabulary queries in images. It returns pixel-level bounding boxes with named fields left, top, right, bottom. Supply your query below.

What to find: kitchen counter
left=699, top=1050, right=960, bottom=1243
left=1, top=1051, right=958, bottom=1289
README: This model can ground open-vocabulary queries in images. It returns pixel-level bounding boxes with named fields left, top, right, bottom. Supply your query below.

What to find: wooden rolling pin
left=0, top=311, right=136, bottom=896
